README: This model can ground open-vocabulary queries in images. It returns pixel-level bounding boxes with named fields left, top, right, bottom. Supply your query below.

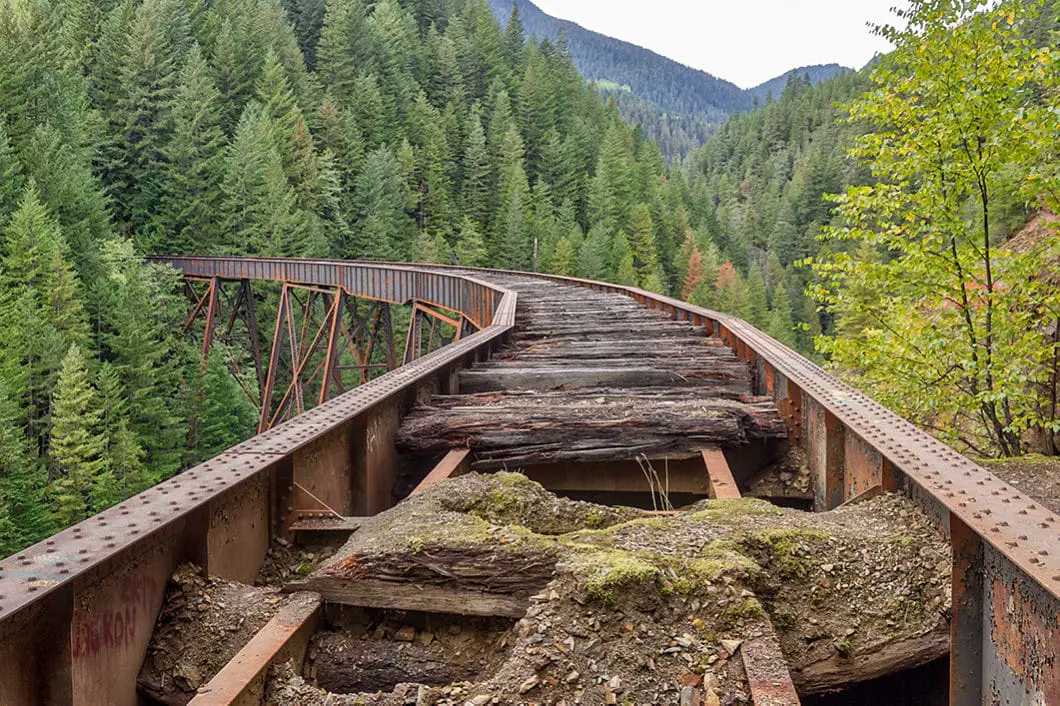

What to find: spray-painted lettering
left=71, top=574, right=155, bottom=660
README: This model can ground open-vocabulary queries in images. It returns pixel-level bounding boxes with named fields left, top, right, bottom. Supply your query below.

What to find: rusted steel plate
left=701, top=449, right=741, bottom=499
left=411, top=448, right=472, bottom=496
left=188, top=592, right=322, bottom=706
left=741, top=622, right=801, bottom=705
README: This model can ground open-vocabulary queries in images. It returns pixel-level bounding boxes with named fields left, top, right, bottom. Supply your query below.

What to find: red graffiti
left=71, top=574, right=156, bottom=660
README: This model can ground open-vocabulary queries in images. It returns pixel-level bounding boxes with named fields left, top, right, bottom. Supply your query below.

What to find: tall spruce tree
left=160, top=45, right=228, bottom=253
left=49, top=344, right=107, bottom=527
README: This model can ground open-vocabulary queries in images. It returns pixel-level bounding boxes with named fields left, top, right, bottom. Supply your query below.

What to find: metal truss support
left=258, top=284, right=400, bottom=432
left=403, top=300, right=466, bottom=364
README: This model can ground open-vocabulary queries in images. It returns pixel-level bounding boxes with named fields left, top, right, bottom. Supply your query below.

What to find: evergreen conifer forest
left=0, top=0, right=1055, bottom=555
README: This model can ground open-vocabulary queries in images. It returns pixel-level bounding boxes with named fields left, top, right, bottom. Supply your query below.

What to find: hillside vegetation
left=0, top=0, right=1055, bottom=558
left=489, top=0, right=851, bottom=159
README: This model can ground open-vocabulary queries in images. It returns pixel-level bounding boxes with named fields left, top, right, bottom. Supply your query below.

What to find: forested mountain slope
left=488, top=0, right=854, bottom=159
left=746, top=63, right=851, bottom=103
left=488, top=0, right=750, bottom=122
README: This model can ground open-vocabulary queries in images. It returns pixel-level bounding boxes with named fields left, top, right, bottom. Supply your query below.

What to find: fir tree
left=0, top=120, right=24, bottom=223
left=317, top=0, right=372, bottom=100
left=99, top=240, right=186, bottom=481
left=354, top=146, right=413, bottom=260
left=767, top=280, right=797, bottom=348
left=626, top=203, right=662, bottom=288
left=49, top=344, right=107, bottom=527
left=193, top=350, right=258, bottom=462
left=454, top=216, right=488, bottom=267
left=746, top=263, right=770, bottom=328
left=551, top=236, right=576, bottom=276
left=160, top=45, right=227, bottom=253
left=462, top=104, right=491, bottom=229
left=0, top=376, right=51, bottom=555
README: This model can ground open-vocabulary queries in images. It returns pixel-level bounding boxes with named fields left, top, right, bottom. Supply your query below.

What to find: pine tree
left=354, top=146, right=413, bottom=260
left=589, top=122, right=635, bottom=233
left=578, top=223, right=611, bottom=281
left=626, top=203, right=661, bottom=288
left=454, top=216, right=488, bottom=267
left=256, top=49, right=320, bottom=210
left=462, top=104, right=491, bottom=229
left=211, top=16, right=265, bottom=133
left=715, top=262, right=750, bottom=319
left=0, top=375, right=51, bottom=556
left=317, top=0, right=372, bottom=100
left=99, top=240, right=186, bottom=481
left=49, top=344, right=107, bottom=527
left=109, top=0, right=192, bottom=236
left=746, top=263, right=770, bottom=328
left=221, top=103, right=314, bottom=256
left=0, top=185, right=89, bottom=443
left=767, top=280, right=797, bottom=348
left=160, top=45, right=227, bottom=253
left=0, top=121, right=24, bottom=223
left=193, top=350, right=258, bottom=462
left=551, top=236, right=576, bottom=276
left=612, top=232, right=637, bottom=286
left=502, top=3, right=525, bottom=70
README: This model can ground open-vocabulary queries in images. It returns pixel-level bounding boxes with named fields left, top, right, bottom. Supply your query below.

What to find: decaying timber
left=285, top=473, right=951, bottom=701
left=395, top=273, right=784, bottom=468
left=398, top=390, right=786, bottom=467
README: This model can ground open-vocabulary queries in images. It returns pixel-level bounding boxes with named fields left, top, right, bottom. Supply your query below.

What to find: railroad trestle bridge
left=0, top=257, right=1056, bottom=705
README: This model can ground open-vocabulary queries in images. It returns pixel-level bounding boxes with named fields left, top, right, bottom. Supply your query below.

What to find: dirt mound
left=138, top=564, right=284, bottom=704
left=279, top=474, right=950, bottom=703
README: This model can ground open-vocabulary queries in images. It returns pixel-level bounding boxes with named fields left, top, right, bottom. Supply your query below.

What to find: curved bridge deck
left=398, top=274, right=786, bottom=471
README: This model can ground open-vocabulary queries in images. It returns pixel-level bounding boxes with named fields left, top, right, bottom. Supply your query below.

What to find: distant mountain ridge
left=489, top=0, right=852, bottom=158
left=488, top=0, right=750, bottom=123
left=747, top=64, right=852, bottom=103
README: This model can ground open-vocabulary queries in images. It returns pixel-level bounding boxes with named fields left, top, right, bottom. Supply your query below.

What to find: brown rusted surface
left=353, top=398, right=402, bottom=515
left=843, top=431, right=890, bottom=502
left=741, top=622, right=801, bottom=705
left=520, top=455, right=710, bottom=495
left=987, top=561, right=1060, bottom=705
left=205, top=473, right=271, bottom=584
left=71, top=530, right=182, bottom=706
left=701, top=449, right=741, bottom=499
left=805, top=400, right=845, bottom=511
left=293, top=426, right=353, bottom=516
left=411, top=448, right=471, bottom=496
left=188, top=592, right=322, bottom=706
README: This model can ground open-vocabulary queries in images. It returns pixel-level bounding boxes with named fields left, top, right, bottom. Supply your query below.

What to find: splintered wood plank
left=411, top=448, right=471, bottom=496
left=741, top=621, right=802, bottom=706
left=701, top=449, right=742, bottom=500
left=284, top=578, right=528, bottom=618
left=189, top=592, right=322, bottom=706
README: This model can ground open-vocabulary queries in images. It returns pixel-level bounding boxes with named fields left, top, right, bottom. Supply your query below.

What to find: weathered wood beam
left=411, top=448, right=471, bottom=496
left=284, top=578, right=528, bottom=619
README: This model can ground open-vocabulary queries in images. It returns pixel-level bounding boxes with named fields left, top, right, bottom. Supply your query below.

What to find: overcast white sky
left=531, top=0, right=909, bottom=89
